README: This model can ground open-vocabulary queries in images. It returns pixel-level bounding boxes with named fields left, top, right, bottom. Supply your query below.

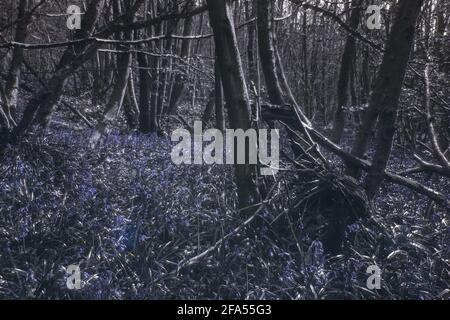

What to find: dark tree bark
left=331, top=0, right=363, bottom=144
left=3, top=0, right=31, bottom=129
left=301, top=10, right=310, bottom=117
left=90, top=0, right=134, bottom=145
left=12, top=0, right=107, bottom=139
left=256, top=0, right=316, bottom=159
left=123, top=68, right=139, bottom=129
left=137, top=4, right=161, bottom=133
left=202, top=89, right=216, bottom=123
left=156, top=0, right=179, bottom=115
left=360, top=46, right=371, bottom=104
left=246, top=1, right=257, bottom=85
left=256, top=0, right=285, bottom=106
left=351, top=0, right=425, bottom=199
left=0, top=83, right=11, bottom=131
left=206, top=0, right=261, bottom=215
left=92, top=52, right=102, bottom=106
left=348, top=0, right=424, bottom=177
left=137, top=49, right=157, bottom=133
left=214, top=53, right=225, bottom=131
left=149, top=14, right=163, bottom=132
left=167, top=2, right=195, bottom=115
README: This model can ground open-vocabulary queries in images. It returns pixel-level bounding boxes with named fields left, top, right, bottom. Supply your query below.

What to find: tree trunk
left=0, top=83, right=11, bottom=131
left=90, top=49, right=131, bottom=143
left=167, top=4, right=195, bottom=115
left=360, top=46, right=371, bottom=104
left=150, top=19, right=163, bottom=132
left=202, top=89, right=216, bottom=123
left=12, top=0, right=106, bottom=139
left=246, top=1, right=257, bottom=85
left=90, top=0, right=133, bottom=145
left=331, top=0, right=363, bottom=144
left=92, top=52, right=102, bottom=106
left=3, top=0, right=31, bottom=128
left=137, top=49, right=157, bottom=133
left=123, top=70, right=139, bottom=129
left=256, top=0, right=315, bottom=158
left=256, top=0, right=285, bottom=106
left=358, top=0, right=425, bottom=198
left=214, top=53, right=225, bottom=131
left=156, top=1, right=179, bottom=115
left=301, top=10, right=310, bottom=117
left=348, top=0, right=424, bottom=178
left=206, top=0, right=261, bottom=215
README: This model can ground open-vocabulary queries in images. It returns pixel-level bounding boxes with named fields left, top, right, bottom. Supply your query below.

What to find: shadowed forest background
left=0, top=0, right=449, bottom=299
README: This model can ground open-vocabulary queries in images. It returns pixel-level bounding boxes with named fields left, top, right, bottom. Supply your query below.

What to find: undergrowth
left=0, top=120, right=449, bottom=300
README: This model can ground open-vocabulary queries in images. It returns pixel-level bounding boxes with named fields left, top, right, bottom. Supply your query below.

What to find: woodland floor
left=0, top=97, right=449, bottom=299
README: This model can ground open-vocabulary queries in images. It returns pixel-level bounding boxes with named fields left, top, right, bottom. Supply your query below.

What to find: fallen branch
left=410, top=155, right=450, bottom=178
left=309, top=128, right=447, bottom=205
left=261, top=104, right=447, bottom=205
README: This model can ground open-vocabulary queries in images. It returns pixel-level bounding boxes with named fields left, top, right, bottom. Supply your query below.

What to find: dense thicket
left=0, top=0, right=448, bottom=299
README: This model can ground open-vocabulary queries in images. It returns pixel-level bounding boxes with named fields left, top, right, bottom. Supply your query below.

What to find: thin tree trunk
left=256, top=0, right=285, bottom=106
left=90, top=50, right=131, bottom=143
left=361, top=0, right=425, bottom=199
left=360, top=46, right=371, bottom=104
left=123, top=60, right=139, bottom=129
left=150, top=21, right=163, bottom=132
left=256, top=0, right=316, bottom=159
left=137, top=49, right=156, bottom=133
left=138, top=4, right=160, bottom=133
left=167, top=3, right=194, bottom=115
left=202, top=89, right=216, bottom=123
left=348, top=0, right=424, bottom=178
left=206, top=0, right=261, bottom=215
left=3, top=0, right=31, bottom=128
left=331, top=0, right=363, bottom=144
left=12, top=0, right=106, bottom=139
left=90, top=0, right=133, bottom=145
left=423, top=62, right=450, bottom=169
left=301, top=10, right=310, bottom=117
left=214, top=53, right=225, bottom=131
left=0, top=83, right=11, bottom=131
left=92, top=52, right=102, bottom=106
left=246, top=1, right=257, bottom=85
left=157, top=1, right=179, bottom=115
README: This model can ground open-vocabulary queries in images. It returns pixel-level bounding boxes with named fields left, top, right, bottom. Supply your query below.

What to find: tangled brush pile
left=292, top=172, right=371, bottom=254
